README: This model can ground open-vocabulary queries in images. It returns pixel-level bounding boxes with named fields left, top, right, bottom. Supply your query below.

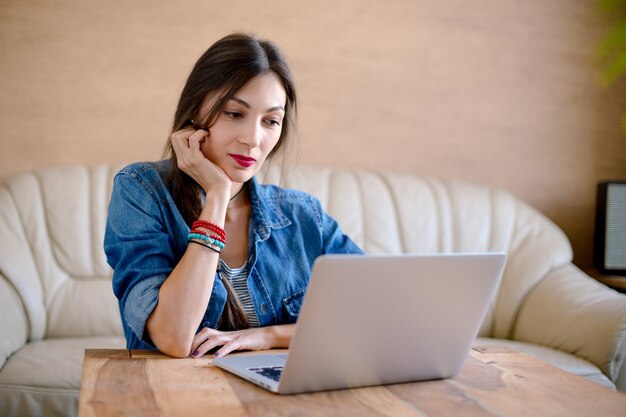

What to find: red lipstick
left=229, top=154, right=256, bottom=168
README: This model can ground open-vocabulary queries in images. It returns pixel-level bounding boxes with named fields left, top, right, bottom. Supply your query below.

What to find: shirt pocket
left=281, top=288, right=307, bottom=322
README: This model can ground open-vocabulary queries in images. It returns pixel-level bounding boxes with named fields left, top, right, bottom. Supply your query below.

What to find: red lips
left=229, top=154, right=256, bottom=168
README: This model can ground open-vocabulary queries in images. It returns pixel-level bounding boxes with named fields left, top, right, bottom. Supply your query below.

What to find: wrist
left=201, top=179, right=231, bottom=204
left=267, top=324, right=295, bottom=349
left=199, top=194, right=228, bottom=225
left=197, top=200, right=228, bottom=228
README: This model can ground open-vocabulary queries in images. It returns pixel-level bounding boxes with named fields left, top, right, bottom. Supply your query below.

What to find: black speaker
left=594, top=181, right=626, bottom=275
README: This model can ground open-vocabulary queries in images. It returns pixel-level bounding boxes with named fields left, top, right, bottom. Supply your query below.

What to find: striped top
left=217, top=259, right=259, bottom=328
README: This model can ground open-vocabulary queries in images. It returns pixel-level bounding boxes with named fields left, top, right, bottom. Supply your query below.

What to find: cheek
left=199, top=138, right=216, bottom=159
left=263, top=131, right=282, bottom=154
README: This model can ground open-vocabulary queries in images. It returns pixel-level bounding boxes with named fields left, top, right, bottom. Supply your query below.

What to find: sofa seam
left=377, top=171, right=406, bottom=253
left=0, top=269, right=30, bottom=352
left=32, top=171, right=76, bottom=306
left=4, top=176, right=48, bottom=340
left=498, top=196, right=522, bottom=340
left=351, top=169, right=367, bottom=253
left=423, top=177, right=442, bottom=253
left=4, top=177, right=46, bottom=288
left=440, top=180, right=453, bottom=252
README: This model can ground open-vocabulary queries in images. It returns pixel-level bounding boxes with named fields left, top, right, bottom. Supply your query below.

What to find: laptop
left=214, top=252, right=507, bottom=394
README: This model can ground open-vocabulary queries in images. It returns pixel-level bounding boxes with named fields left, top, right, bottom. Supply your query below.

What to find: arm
left=145, top=195, right=227, bottom=357
left=319, top=202, right=364, bottom=255
left=106, top=171, right=228, bottom=357
left=106, top=128, right=232, bottom=358
left=145, top=128, right=232, bottom=357
left=513, top=263, right=626, bottom=387
left=187, top=194, right=362, bottom=358
left=190, top=324, right=296, bottom=357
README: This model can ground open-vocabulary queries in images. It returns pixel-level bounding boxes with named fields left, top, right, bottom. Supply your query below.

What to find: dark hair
left=162, top=33, right=298, bottom=331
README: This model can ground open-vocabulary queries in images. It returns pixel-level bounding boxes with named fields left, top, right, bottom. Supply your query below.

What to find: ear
left=199, top=130, right=210, bottom=144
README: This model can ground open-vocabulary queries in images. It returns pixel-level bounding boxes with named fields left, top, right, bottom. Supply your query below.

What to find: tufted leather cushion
left=1, top=163, right=625, bottom=417
left=0, top=166, right=125, bottom=348
left=259, top=165, right=574, bottom=339
left=0, top=336, right=125, bottom=417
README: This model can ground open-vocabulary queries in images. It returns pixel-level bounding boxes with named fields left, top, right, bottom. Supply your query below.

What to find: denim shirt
left=104, top=162, right=363, bottom=350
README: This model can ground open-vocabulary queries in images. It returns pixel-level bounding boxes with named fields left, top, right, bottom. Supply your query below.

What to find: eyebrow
left=231, top=97, right=285, bottom=113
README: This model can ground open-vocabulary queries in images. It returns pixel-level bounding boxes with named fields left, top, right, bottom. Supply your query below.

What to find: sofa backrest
left=0, top=164, right=574, bottom=349
left=259, top=165, right=574, bottom=339
left=0, top=165, right=125, bottom=345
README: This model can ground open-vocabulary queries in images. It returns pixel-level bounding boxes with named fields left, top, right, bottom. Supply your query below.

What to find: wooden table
left=78, top=346, right=626, bottom=417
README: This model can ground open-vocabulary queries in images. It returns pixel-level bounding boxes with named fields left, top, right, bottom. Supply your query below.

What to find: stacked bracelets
left=188, top=219, right=226, bottom=254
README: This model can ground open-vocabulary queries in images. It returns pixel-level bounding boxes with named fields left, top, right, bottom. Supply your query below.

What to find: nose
left=238, top=119, right=262, bottom=148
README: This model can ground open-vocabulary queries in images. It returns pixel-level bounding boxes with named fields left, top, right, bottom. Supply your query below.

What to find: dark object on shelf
left=594, top=181, right=626, bottom=276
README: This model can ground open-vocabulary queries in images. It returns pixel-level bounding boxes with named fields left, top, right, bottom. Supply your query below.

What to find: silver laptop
left=214, top=252, right=507, bottom=394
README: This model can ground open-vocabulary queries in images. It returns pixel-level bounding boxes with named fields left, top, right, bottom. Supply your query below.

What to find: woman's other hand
left=170, top=125, right=231, bottom=195
left=189, top=324, right=295, bottom=358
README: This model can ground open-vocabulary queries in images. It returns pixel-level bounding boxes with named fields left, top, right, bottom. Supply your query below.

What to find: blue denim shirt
left=104, top=162, right=363, bottom=349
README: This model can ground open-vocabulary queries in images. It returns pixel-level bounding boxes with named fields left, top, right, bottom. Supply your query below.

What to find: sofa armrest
left=513, top=263, right=626, bottom=384
left=0, top=272, right=28, bottom=369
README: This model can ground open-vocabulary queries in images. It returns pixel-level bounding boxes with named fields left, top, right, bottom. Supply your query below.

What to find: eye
left=224, top=111, right=243, bottom=119
left=265, top=118, right=282, bottom=127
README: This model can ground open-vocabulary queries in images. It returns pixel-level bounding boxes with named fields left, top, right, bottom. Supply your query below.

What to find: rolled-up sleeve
left=104, top=172, right=178, bottom=346
left=122, top=274, right=165, bottom=344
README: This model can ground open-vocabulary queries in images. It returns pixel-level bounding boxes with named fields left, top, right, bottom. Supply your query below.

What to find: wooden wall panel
left=1, top=0, right=625, bottom=267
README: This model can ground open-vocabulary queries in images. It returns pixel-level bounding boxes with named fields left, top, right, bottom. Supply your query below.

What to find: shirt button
left=260, top=303, right=266, bottom=313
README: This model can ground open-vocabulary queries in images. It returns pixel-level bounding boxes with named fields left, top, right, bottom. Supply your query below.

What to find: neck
left=227, top=183, right=247, bottom=210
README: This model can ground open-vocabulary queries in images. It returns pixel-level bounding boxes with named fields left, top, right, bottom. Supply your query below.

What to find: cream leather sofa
left=1, top=164, right=625, bottom=417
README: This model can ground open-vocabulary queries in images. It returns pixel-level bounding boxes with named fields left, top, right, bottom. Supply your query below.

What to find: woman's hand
left=169, top=126, right=231, bottom=195
left=190, top=325, right=295, bottom=358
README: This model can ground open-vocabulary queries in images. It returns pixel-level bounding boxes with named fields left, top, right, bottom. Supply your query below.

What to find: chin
left=224, top=167, right=257, bottom=184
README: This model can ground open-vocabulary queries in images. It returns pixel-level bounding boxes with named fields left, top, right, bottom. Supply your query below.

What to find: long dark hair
left=162, top=33, right=298, bottom=330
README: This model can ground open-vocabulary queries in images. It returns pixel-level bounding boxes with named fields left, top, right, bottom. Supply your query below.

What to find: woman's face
left=198, top=72, right=287, bottom=184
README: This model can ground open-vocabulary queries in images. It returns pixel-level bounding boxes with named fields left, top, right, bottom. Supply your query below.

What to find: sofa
left=1, top=164, right=625, bottom=417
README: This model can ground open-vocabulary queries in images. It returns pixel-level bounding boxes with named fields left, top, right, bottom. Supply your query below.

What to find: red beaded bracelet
left=192, top=220, right=226, bottom=240
left=189, top=229, right=225, bottom=244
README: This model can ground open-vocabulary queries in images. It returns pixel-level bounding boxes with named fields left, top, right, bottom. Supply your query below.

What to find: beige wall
left=1, top=0, right=625, bottom=267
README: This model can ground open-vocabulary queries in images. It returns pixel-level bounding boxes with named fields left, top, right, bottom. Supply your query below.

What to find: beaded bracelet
left=189, top=229, right=225, bottom=244
left=188, top=239, right=221, bottom=254
left=187, top=233, right=225, bottom=249
left=192, top=220, right=226, bottom=240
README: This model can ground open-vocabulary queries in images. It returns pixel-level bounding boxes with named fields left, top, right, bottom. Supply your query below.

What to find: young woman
left=104, top=33, right=362, bottom=359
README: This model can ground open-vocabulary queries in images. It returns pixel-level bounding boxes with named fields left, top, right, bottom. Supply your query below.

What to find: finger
left=170, top=127, right=195, bottom=144
left=170, top=133, right=192, bottom=158
left=190, top=327, right=214, bottom=354
left=187, top=135, right=202, bottom=153
left=188, top=129, right=209, bottom=149
left=214, top=338, right=243, bottom=358
left=194, top=332, right=230, bottom=357
left=194, top=337, right=224, bottom=357
left=170, top=127, right=198, bottom=147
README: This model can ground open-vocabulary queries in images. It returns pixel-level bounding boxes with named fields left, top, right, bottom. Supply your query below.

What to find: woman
left=104, top=33, right=362, bottom=358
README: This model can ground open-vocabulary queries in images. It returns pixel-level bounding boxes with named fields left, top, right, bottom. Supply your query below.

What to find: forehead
left=201, top=72, right=287, bottom=112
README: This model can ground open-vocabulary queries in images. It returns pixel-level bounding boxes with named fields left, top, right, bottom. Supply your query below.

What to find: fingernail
left=192, top=350, right=200, bottom=357
left=214, top=351, right=221, bottom=357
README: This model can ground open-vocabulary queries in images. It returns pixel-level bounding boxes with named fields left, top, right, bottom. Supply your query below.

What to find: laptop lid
left=215, top=252, right=507, bottom=395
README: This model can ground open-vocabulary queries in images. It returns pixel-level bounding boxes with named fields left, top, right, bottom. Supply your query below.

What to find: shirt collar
left=248, top=176, right=292, bottom=240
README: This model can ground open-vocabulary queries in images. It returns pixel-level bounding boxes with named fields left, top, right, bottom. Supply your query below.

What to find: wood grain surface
left=78, top=346, right=626, bottom=417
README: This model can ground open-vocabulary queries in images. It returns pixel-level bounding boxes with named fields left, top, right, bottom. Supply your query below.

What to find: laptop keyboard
left=249, top=366, right=284, bottom=382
